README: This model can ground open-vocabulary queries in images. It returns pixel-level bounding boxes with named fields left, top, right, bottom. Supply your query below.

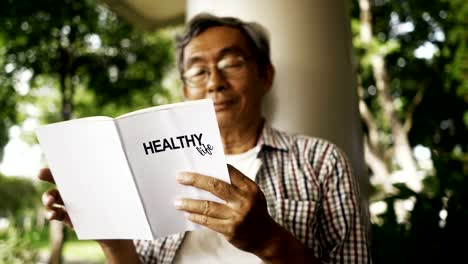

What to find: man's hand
left=37, top=168, right=140, bottom=264
left=174, top=164, right=279, bottom=257
left=38, top=168, right=74, bottom=228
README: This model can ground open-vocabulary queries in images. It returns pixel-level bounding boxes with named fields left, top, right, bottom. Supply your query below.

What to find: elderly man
left=39, top=13, right=371, bottom=263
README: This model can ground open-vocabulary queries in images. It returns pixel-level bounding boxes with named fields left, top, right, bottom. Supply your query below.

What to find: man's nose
left=206, top=68, right=226, bottom=93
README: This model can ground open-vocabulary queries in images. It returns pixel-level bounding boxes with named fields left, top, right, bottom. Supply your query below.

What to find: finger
left=42, top=189, right=64, bottom=209
left=45, top=208, right=74, bottom=229
left=45, top=208, right=63, bottom=220
left=38, top=168, right=55, bottom=184
left=227, top=164, right=254, bottom=190
left=177, top=172, right=236, bottom=201
left=185, top=212, right=230, bottom=235
left=174, top=199, right=231, bottom=219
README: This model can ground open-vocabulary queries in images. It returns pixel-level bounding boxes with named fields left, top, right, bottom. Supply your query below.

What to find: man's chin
left=216, top=112, right=236, bottom=128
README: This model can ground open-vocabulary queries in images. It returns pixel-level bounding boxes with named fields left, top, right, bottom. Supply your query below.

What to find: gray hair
left=175, top=13, right=272, bottom=80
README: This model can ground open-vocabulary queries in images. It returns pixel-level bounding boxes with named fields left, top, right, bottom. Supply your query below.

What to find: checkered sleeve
left=317, top=144, right=371, bottom=264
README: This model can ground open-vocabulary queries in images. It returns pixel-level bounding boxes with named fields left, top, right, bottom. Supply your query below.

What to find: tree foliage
left=352, top=0, right=468, bottom=262
left=0, top=1, right=181, bottom=262
left=0, top=0, right=180, bottom=157
left=0, top=173, right=40, bottom=215
left=0, top=173, right=46, bottom=264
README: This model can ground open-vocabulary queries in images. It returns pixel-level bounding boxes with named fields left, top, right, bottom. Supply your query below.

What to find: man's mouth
left=213, top=100, right=234, bottom=111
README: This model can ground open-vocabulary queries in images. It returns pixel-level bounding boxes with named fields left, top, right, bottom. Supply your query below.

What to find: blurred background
left=0, top=0, right=466, bottom=263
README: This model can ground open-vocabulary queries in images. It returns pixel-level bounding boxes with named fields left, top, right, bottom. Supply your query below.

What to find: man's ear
left=262, top=64, right=275, bottom=94
left=183, top=84, right=188, bottom=99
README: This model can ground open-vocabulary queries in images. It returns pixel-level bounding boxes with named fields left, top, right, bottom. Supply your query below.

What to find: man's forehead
left=184, top=26, right=252, bottom=61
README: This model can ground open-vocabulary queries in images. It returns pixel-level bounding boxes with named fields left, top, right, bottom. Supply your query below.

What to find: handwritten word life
left=196, top=144, right=213, bottom=156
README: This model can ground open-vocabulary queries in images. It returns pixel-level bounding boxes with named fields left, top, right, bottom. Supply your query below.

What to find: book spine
left=113, top=120, right=156, bottom=238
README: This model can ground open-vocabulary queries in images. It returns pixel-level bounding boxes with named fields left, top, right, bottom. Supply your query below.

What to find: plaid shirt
left=135, top=125, right=371, bottom=263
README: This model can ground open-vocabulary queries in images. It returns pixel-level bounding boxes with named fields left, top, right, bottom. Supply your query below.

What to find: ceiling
left=101, top=0, right=186, bottom=30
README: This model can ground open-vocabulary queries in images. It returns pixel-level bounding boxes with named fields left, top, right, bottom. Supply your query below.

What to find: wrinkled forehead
left=183, top=26, right=254, bottom=66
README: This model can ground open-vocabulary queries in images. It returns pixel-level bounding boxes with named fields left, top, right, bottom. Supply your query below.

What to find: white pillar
left=186, top=0, right=368, bottom=204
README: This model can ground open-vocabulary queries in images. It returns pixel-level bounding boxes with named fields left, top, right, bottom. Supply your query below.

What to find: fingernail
left=173, top=199, right=183, bottom=209
left=42, top=195, right=51, bottom=206
left=46, top=211, right=54, bottom=220
left=176, top=172, right=188, bottom=183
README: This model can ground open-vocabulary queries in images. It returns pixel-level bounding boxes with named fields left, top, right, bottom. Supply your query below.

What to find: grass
left=38, top=240, right=105, bottom=263
left=3, top=226, right=105, bottom=263
left=63, top=240, right=105, bottom=263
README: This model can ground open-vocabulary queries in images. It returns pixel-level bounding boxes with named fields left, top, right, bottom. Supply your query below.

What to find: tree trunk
left=48, top=221, right=65, bottom=264
left=371, top=55, right=418, bottom=174
left=358, top=0, right=421, bottom=194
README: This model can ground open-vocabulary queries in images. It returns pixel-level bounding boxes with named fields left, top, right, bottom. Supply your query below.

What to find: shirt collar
left=256, top=122, right=290, bottom=151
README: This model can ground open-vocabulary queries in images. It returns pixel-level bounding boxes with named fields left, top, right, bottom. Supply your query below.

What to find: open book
left=36, top=99, right=230, bottom=240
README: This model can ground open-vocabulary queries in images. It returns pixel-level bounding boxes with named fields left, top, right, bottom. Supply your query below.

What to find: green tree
left=0, top=174, right=39, bottom=214
left=0, top=173, right=41, bottom=264
left=0, top=0, right=179, bottom=263
left=0, top=49, right=18, bottom=160
left=352, top=0, right=468, bottom=262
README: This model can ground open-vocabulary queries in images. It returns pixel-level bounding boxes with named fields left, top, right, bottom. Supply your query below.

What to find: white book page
left=36, top=119, right=152, bottom=239
left=116, top=99, right=230, bottom=237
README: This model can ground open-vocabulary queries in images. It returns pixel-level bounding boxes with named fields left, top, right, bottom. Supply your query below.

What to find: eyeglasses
left=183, top=55, right=250, bottom=87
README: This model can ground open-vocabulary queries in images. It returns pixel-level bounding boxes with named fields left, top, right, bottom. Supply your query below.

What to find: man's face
left=182, top=26, right=273, bottom=129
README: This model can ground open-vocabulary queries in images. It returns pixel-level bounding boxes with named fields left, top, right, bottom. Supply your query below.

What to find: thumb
left=226, top=164, right=255, bottom=187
